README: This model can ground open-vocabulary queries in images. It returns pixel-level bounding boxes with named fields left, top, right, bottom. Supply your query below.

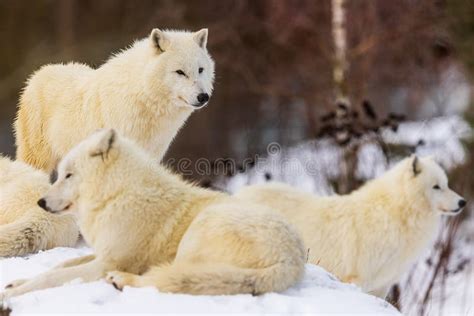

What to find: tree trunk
left=331, top=0, right=348, bottom=102
left=331, top=0, right=358, bottom=194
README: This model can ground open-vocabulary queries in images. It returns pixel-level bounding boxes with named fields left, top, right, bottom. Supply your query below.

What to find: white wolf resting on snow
left=1, top=129, right=305, bottom=298
left=0, top=157, right=78, bottom=257
left=236, top=156, right=466, bottom=298
left=15, top=28, right=214, bottom=172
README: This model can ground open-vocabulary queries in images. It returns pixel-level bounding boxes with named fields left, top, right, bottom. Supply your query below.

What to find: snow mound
left=1, top=247, right=400, bottom=315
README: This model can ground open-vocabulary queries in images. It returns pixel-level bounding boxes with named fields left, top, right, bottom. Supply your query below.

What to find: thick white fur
left=2, top=130, right=305, bottom=298
left=0, top=157, right=78, bottom=257
left=15, top=28, right=214, bottom=172
left=236, top=157, right=465, bottom=297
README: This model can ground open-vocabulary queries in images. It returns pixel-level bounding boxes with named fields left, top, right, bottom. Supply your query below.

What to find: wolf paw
left=106, top=271, right=129, bottom=291
left=5, top=278, right=27, bottom=289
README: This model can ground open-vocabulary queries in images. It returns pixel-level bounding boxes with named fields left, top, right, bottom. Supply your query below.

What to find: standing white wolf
left=236, top=156, right=466, bottom=298
left=15, top=28, right=214, bottom=172
left=2, top=129, right=305, bottom=298
left=3, top=28, right=213, bottom=256
left=0, top=157, right=78, bottom=257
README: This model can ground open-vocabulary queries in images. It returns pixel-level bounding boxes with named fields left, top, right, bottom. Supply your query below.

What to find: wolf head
left=38, top=129, right=155, bottom=214
left=143, top=28, right=215, bottom=109
left=401, top=156, right=466, bottom=216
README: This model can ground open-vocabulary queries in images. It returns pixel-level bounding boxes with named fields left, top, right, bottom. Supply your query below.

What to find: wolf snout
left=37, top=198, right=55, bottom=212
left=450, top=199, right=467, bottom=214
left=195, top=93, right=209, bottom=107
left=37, top=198, right=48, bottom=210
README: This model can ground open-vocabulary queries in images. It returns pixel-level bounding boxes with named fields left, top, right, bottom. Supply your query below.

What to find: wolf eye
left=198, top=67, right=204, bottom=74
left=175, top=70, right=186, bottom=76
left=65, top=173, right=73, bottom=179
left=433, top=185, right=441, bottom=190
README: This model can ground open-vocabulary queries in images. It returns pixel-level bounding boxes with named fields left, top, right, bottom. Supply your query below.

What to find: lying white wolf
left=1, top=129, right=305, bottom=298
left=236, top=156, right=466, bottom=298
left=0, top=157, right=78, bottom=257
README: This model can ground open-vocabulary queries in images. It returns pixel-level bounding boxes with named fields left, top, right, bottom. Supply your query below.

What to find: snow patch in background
left=220, top=116, right=472, bottom=194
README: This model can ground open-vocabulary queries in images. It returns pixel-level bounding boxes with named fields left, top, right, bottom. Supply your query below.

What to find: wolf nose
left=458, top=199, right=466, bottom=208
left=197, top=93, right=209, bottom=105
left=37, top=198, right=47, bottom=210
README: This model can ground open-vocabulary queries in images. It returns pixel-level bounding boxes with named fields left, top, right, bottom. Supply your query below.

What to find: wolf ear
left=193, top=28, right=208, bottom=48
left=412, top=155, right=422, bottom=176
left=90, top=129, right=116, bottom=159
left=150, top=29, right=170, bottom=52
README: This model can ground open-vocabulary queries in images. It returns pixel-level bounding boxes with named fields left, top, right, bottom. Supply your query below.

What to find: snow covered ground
left=0, top=247, right=399, bottom=315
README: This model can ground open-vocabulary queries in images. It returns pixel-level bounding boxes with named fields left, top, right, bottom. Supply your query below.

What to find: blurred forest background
left=0, top=0, right=472, bottom=163
left=0, top=1, right=473, bottom=315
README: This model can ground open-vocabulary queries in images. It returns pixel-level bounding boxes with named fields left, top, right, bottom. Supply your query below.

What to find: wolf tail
left=0, top=212, right=78, bottom=257
left=114, top=260, right=303, bottom=295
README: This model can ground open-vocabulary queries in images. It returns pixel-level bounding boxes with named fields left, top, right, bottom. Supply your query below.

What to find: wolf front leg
left=5, top=254, right=97, bottom=290
left=1, top=258, right=107, bottom=299
left=53, top=254, right=96, bottom=269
